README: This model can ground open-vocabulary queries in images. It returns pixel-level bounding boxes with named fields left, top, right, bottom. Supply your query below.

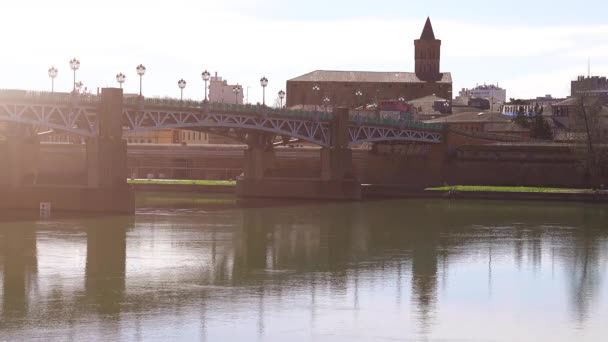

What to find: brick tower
left=415, top=17, right=442, bottom=82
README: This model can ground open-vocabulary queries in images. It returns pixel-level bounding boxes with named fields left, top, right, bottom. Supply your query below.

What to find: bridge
left=0, top=88, right=446, bottom=211
left=0, top=89, right=443, bottom=146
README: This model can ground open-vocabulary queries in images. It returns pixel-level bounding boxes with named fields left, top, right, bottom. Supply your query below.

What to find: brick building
left=571, top=76, right=608, bottom=97
left=285, top=18, right=452, bottom=109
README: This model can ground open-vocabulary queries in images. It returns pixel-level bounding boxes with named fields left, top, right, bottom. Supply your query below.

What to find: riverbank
left=128, top=180, right=608, bottom=203
left=365, top=184, right=608, bottom=203
left=128, top=179, right=235, bottom=193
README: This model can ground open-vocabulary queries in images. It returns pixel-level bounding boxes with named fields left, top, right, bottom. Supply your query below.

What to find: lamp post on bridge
left=233, top=84, right=242, bottom=104
left=48, top=66, right=58, bottom=93
left=75, top=81, right=83, bottom=94
left=355, top=89, right=363, bottom=113
left=260, top=76, right=268, bottom=106
left=278, top=90, right=285, bottom=109
left=136, top=64, right=146, bottom=97
left=178, top=78, right=187, bottom=101
left=116, top=73, right=126, bottom=89
left=69, top=58, right=80, bottom=94
left=323, top=96, right=330, bottom=113
left=201, top=69, right=211, bottom=102
left=312, top=84, right=320, bottom=110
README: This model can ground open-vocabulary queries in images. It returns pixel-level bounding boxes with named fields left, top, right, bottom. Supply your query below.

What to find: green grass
left=128, top=179, right=236, bottom=186
left=425, top=185, right=593, bottom=193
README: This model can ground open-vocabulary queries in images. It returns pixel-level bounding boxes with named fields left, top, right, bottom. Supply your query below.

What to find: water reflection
left=1, top=223, right=37, bottom=317
left=0, top=196, right=606, bottom=341
left=85, top=222, right=128, bottom=315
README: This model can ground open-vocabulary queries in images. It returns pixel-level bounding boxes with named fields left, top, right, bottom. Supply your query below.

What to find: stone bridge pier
left=0, top=88, right=134, bottom=214
left=242, top=132, right=276, bottom=181
left=236, top=107, right=361, bottom=200
left=0, top=124, right=40, bottom=187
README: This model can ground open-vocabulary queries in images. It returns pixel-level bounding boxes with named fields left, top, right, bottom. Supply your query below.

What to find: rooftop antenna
left=588, top=57, right=591, bottom=78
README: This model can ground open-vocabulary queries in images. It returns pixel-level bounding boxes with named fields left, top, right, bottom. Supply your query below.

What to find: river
left=0, top=193, right=607, bottom=341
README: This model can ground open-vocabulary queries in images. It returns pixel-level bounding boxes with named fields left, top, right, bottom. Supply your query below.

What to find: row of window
left=183, top=131, right=208, bottom=141
left=127, top=138, right=156, bottom=144
left=416, top=50, right=439, bottom=59
left=417, top=64, right=438, bottom=73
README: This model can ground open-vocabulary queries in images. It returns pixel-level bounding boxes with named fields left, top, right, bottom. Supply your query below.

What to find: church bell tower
left=415, top=17, right=442, bottom=82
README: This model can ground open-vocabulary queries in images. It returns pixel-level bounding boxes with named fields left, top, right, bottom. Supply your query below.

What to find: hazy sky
left=1, top=0, right=607, bottom=103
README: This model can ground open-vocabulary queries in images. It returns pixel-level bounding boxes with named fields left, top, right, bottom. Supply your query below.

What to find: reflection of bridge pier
left=236, top=107, right=362, bottom=200
left=0, top=89, right=134, bottom=213
left=1, top=224, right=38, bottom=318
left=85, top=219, right=129, bottom=314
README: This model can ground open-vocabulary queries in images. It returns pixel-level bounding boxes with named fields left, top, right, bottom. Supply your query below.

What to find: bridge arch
left=0, top=102, right=98, bottom=137
left=123, top=108, right=332, bottom=147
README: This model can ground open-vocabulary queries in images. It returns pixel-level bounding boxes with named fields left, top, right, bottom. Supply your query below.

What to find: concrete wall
left=31, top=143, right=607, bottom=189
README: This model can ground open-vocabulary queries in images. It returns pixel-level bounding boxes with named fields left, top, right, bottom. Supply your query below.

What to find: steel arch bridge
left=0, top=91, right=444, bottom=146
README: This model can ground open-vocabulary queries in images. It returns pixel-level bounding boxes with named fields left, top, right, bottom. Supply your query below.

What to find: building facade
left=571, top=75, right=608, bottom=97
left=285, top=18, right=452, bottom=109
left=457, top=84, right=506, bottom=104
left=209, top=72, right=244, bottom=104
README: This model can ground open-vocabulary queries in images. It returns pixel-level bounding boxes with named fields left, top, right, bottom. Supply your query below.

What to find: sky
left=1, top=0, right=608, bottom=104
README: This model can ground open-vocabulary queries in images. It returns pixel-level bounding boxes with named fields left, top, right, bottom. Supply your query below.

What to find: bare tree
left=273, top=96, right=282, bottom=109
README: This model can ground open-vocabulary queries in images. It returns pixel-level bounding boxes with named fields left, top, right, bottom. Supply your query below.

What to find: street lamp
left=116, top=73, right=126, bottom=88
left=201, top=70, right=211, bottom=102
left=136, top=64, right=146, bottom=96
left=48, top=66, right=58, bottom=93
left=278, top=90, right=285, bottom=108
left=312, top=84, right=320, bottom=109
left=323, top=96, right=330, bottom=112
left=355, top=89, right=363, bottom=115
left=260, top=76, right=268, bottom=106
left=355, top=89, right=363, bottom=105
left=233, top=84, right=242, bottom=104
left=178, top=78, right=187, bottom=101
left=69, top=58, right=80, bottom=93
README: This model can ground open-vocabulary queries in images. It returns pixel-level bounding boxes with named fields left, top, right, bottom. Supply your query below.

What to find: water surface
left=1, top=194, right=607, bottom=341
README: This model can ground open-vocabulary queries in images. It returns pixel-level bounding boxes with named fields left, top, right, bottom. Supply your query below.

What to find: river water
left=0, top=193, right=607, bottom=341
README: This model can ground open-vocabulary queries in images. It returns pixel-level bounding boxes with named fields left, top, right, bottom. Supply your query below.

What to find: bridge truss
left=349, top=125, right=442, bottom=144
left=0, top=99, right=443, bottom=145
left=123, top=106, right=333, bottom=146
left=0, top=102, right=98, bottom=137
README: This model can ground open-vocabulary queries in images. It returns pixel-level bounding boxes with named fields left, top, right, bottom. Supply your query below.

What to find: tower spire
left=420, top=17, right=436, bottom=40
left=415, top=17, right=441, bottom=81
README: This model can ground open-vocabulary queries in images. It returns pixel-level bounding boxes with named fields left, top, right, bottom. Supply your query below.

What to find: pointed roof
left=420, top=17, right=436, bottom=40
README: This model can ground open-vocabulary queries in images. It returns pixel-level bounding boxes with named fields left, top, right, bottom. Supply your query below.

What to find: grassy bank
left=128, top=179, right=236, bottom=186
left=425, top=185, right=593, bottom=193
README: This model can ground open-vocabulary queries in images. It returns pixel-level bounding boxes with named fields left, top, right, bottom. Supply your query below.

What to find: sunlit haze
left=2, top=0, right=608, bottom=102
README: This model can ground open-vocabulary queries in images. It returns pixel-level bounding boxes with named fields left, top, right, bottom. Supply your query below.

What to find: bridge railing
left=350, top=114, right=444, bottom=131
left=0, top=89, right=100, bottom=105
left=124, top=96, right=337, bottom=121
left=0, top=89, right=443, bottom=131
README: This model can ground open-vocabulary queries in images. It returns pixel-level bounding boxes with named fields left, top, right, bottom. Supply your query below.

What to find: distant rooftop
left=288, top=70, right=452, bottom=84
